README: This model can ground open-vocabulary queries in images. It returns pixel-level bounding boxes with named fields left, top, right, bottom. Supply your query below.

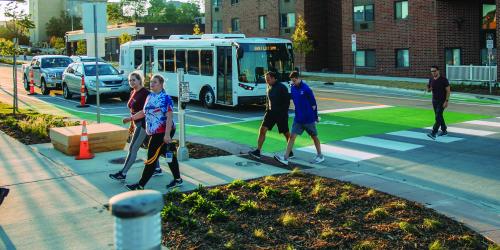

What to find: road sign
left=351, top=34, right=357, bottom=52
left=180, top=81, right=190, bottom=103
left=487, top=39, right=494, bottom=49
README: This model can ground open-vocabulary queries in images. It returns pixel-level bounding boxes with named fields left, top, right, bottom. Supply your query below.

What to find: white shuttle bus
left=119, top=34, right=295, bottom=108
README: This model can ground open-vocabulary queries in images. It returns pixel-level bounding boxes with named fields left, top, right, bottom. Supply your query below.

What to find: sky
left=0, top=0, right=203, bottom=21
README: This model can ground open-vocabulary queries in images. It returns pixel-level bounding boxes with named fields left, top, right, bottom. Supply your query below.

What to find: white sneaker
left=273, top=154, right=289, bottom=165
left=311, top=155, right=325, bottom=164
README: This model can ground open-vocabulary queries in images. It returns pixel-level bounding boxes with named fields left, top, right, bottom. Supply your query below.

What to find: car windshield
left=237, top=43, right=294, bottom=83
left=41, top=58, right=72, bottom=68
left=84, top=64, right=119, bottom=76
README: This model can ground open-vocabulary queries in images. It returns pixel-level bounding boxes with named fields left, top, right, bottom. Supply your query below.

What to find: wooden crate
left=50, top=123, right=128, bottom=156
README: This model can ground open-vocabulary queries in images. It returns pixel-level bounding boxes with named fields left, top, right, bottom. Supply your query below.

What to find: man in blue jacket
left=274, top=71, right=324, bottom=165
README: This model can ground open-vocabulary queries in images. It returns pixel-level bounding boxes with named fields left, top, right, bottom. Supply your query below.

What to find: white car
left=62, top=62, right=130, bottom=102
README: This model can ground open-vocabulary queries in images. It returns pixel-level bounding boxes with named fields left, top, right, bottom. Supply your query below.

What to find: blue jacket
left=291, top=81, right=318, bottom=124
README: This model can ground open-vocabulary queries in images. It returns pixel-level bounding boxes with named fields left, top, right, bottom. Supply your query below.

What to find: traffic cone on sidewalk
left=28, top=69, right=36, bottom=95
left=75, top=121, right=94, bottom=160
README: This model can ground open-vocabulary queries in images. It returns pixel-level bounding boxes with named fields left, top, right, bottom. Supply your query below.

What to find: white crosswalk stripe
left=424, top=126, right=497, bottom=136
left=343, top=136, right=423, bottom=151
left=387, top=131, right=463, bottom=143
left=463, top=120, right=500, bottom=128
left=298, top=144, right=381, bottom=162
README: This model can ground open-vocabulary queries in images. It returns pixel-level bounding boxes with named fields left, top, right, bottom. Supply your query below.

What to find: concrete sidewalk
left=0, top=132, right=287, bottom=250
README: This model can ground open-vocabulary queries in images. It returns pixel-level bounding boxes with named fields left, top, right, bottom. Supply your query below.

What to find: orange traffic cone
left=77, top=75, right=89, bottom=108
left=28, top=69, right=36, bottom=95
left=75, top=121, right=94, bottom=160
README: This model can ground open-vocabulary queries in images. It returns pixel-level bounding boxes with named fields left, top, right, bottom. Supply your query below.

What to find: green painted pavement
left=186, top=106, right=492, bottom=153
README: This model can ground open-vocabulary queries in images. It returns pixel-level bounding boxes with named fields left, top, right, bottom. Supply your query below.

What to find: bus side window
left=187, top=50, right=200, bottom=75
left=165, top=50, right=174, bottom=72
left=175, top=50, right=186, bottom=72
left=158, top=50, right=165, bottom=71
left=134, top=49, right=142, bottom=69
left=200, top=50, right=213, bottom=76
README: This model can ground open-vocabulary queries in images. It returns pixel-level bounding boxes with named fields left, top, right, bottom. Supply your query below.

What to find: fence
left=446, top=64, right=497, bottom=83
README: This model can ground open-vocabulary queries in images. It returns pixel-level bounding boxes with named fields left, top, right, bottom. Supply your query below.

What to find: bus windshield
left=237, top=43, right=294, bottom=83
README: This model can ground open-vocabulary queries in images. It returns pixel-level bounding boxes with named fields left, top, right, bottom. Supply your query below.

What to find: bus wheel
left=202, top=87, right=215, bottom=109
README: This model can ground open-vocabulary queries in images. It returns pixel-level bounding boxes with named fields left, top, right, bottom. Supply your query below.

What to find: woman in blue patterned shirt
left=125, top=74, right=182, bottom=190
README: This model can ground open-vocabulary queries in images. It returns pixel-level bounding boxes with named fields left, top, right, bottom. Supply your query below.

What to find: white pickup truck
left=22, top=55, right=73, bottom=95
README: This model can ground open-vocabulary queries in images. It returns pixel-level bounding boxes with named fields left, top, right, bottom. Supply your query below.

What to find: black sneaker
left=248, top=149, right=261, bottom=159
left=0, top=187, right=9, bottom=206
left=166, top=179, right=183, bottom=189
left=438, top=131, right=448, bottom=137
left=109, top=171, right=126, bottom=181
left=426, top=133, right=437, bottom=140
left=289, top=151, right=295, bottom=159
left=125, top=183, right=144, bottom=191
left=153, top=168, right=164, bottom=177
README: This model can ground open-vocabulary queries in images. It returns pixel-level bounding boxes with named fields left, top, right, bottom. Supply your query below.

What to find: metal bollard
left=109, top=190, right=164, bottom=250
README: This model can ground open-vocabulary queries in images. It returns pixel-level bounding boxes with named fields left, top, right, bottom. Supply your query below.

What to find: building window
left=395, top=1, right=408, bottom=20
left=259, top=15, right=267, bottom=31
left=281, top=13, right=296, bottom=28
left=482, top=4, right=496, bottom=30
left=445, top=48, right=461, bottom=66
left=231, top=0, right=239, bottom=5
left=212, top=20, right=222, bottom=33
left=353, top=3, right=374, bottom=31
left=231, top=18, right=240, bottom=32
left=213, top=0, right=221, bottom=6
left=356, top=50, right=376, bottom=67
left=396, top=49, right=409, bottom=68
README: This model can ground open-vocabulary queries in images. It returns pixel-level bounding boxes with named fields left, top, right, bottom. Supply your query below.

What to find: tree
left=143, top=0, right=168, bottom=23
left=76, top=40, right=87, bottom=55
left=49, top=36, right=65, bottom=53
left=119, top=33, right=132, bottom=45
left=0, top=38, right=15, bottom=57
left=291, top=15, right=313, bottom=56
left=107, top=2, right=132, bottom=24
left=0, top=22, right=29, bottom=45
left=176, top=2, right=201, bottom=24
left=193, top=23, right=203, bottom=35
left=46, top=11, right=82, bottom=39
left=122, top=0, right=147, bottom=21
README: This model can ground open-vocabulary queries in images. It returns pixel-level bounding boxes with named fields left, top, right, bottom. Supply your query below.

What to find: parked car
left=62, top=62, right=130, bottom=102
left=70, top=56, right=106, bottom=63
left=22, top=55, right=73, bottom=95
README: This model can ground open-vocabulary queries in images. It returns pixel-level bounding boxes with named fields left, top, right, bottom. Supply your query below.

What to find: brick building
left=205, top=0, right=499, bottom=79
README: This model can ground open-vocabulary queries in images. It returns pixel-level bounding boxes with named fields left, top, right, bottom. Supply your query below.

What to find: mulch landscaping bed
left=162, top=171, right=496, bottom=249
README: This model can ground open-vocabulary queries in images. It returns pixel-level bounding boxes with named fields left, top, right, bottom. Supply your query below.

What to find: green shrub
left=228, top=179, right=247, bottom=189
left=258, top=186, right=280, bottom=199
left=423, top=218, right=441, bottom=231
left=353, top=240, right=376, bottom=250
left=339, top=192, right=350, bottom=203
left=207, top=207, right=229, bottom=222
left=488, top=244, right=500, bottom=250
left=387, top=201, right=407, bottom=210
left=224, top=192, right=241, bottom=206
left=366, top=189, right=376, bottom=197
left=342, top=184, right=353, bottom=190
left=181, top=192, right=202, bottom=206
left=264, top=176, right=277, bottom=182
left=288, top=187, right=303, bottom=204
left=429, top=240, right=446, bottom=250
left=189, top=196, right=216, bottom=214
left=179, top=216, right=198, bottom=229
left=459, top=235, right=479, bottom=247
left=160, top=202, right=182, bottom=222
left=314, top=203, right=328, bottom=215
left=366, top=207, right=389, bottom=220
left=280, top=211, right=302, bottom=227
left=207, top=188, right=224, bottom=200
left=342, top=220, right=356, bottom=228
left=165, top=187, right=181, bottom=201
left=224, top=239, right=236, bottom=249
left=310, top=181, right=323, bottom=198
left=399, top=221, right=418, bottom=234
left=237, top=200, right=259, bottom=214
left=247, top=182, right=261, bottom=191
left=289, top=167, right=304, bottom=177
left=288, top=179, right=302, bottom=187
left=253, top=228, right=266, bottom=239
left=195, top=183, right=206, bottom=194
left=320, top=227, right=336, bottom=239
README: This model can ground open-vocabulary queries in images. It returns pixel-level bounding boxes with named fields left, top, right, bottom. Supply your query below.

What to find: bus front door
left=144, top=46, right=154, bottom=87
left=216, top=46, right=233, bottom=105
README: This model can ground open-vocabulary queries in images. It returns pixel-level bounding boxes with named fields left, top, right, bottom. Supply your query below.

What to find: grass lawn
left=162, top=171, right=497, bottom=249
left=187, top=106, right=491, bottom=152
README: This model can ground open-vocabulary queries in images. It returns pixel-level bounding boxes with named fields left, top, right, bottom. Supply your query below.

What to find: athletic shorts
left=291, top=121, right=318, bottom=136
left=262, top=112, right=289, bottom=134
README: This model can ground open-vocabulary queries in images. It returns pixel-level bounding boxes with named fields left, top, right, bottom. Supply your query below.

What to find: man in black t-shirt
left=249, top=72, right=293, bottom=159
left=427, top=65, right=451, bottom=140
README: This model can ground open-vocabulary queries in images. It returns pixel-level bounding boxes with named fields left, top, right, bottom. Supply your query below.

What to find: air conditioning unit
left=214, top=7, right=219, bottom=12
left=284, top=28, right=291, bottom=33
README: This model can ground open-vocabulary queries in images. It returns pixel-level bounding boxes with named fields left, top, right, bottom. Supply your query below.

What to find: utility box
left=50, top=123, right=128, bottom=156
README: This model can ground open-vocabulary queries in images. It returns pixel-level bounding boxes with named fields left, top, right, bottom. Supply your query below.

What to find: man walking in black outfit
left=249, top=71, right=293, bottom=159
left=427, top=65, right=451, bottom=140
